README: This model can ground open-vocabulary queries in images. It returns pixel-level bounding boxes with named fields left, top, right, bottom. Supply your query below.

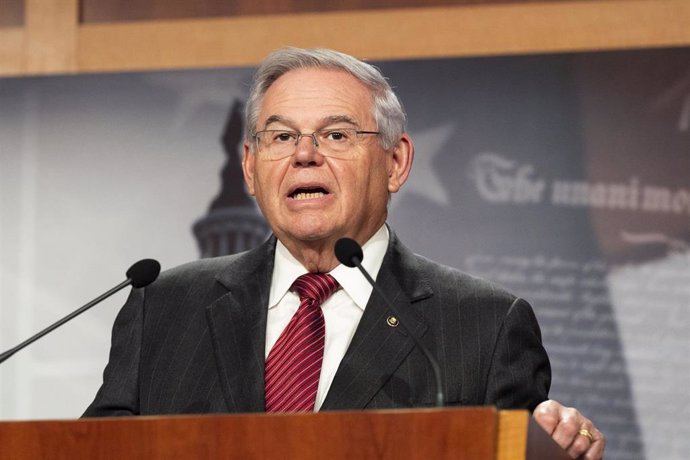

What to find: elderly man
left=85, top=47, right=605, bottom=459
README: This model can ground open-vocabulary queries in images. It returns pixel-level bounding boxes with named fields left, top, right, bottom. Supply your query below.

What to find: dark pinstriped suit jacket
left=84, top=230, right=550, bottom=416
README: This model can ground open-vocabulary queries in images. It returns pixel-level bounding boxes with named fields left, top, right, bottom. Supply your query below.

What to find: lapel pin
left=386, top=316, right=399, bottom=327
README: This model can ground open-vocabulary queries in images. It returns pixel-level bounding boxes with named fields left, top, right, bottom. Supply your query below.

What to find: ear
left=242, top=141, right=257, bottom=196
left=387, top=133, right=414, bottom=193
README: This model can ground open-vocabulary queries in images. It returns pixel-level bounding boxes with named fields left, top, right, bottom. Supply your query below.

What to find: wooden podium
left=0, top=407, right=570, bottom=459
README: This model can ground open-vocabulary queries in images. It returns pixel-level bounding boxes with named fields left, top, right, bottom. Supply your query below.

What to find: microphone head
left=126, top=259, right=161, bottom=288
left=335, top=238, right=363, bottom=267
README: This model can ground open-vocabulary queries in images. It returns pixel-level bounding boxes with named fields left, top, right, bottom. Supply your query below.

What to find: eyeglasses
left=252, top=128, right=380, bottom=160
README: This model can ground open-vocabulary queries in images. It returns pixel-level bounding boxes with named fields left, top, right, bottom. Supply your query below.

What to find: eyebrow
left=262, top=114, right=360, bottom=130
left=322, top=115, right=359, bottom=127
left=263, top=115, right=289, bottom=128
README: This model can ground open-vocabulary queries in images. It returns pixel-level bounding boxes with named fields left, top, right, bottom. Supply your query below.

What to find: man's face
left=242, top=68, right=412, bottom=256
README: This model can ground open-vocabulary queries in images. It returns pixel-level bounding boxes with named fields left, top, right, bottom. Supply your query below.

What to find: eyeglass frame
left=251, top=128, right=381, bottom=159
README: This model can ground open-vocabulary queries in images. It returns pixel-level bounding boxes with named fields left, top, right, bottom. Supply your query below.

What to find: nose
left=292, top=133, right=324, bottom=166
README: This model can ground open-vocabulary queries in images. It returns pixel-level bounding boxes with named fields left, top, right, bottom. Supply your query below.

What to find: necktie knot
left=292, top=273, right=340, bottom=305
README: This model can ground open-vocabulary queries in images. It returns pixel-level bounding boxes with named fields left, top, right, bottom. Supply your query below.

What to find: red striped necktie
left=264, top=273, right=340, bottom=412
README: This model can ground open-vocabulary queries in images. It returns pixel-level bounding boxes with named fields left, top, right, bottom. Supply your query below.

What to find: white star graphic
left=392, top=122, right=456, bottom=210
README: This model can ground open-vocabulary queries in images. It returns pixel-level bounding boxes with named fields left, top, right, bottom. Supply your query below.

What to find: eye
left=274, top=131, right=297, bottom=142
left=322, top=129, right=353, bottom=142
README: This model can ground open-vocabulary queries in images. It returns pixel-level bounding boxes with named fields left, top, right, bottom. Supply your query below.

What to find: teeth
left=293, top=191, right=326, bottom=200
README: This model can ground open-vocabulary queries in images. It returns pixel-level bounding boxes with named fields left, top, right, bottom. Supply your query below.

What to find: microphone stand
left=349, top=255, right=445, bottom=407
left=0, top=280, right=132, bottom=364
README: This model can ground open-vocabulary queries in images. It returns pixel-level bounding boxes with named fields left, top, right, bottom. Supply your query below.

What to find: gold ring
left=578, top=428, right=594, bottom=443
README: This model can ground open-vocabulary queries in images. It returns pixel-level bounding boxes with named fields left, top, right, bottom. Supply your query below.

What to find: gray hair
left=245, top=47, right=407, bottom=150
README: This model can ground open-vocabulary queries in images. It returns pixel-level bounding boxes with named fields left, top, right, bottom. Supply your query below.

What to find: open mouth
left=289, top=187, right=329, bottom=201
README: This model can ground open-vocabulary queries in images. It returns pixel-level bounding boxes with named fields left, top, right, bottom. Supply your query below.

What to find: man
left=85, top=47, right=605, bottom=459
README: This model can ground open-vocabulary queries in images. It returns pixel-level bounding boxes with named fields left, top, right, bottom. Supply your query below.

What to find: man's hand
left=533, top=399, right=605, bottom=459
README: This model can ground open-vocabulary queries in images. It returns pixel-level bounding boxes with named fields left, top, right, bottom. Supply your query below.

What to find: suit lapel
left=205, top=237, right=275, bottom=413
left=321, top=231, right=433, bottom=410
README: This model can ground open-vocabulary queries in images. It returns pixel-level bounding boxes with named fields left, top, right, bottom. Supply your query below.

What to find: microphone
left=0, top=258, right=160, bottom=364
left=126, top=259, right=161, bottom=288
left=335, top=238, right=445, bottom=407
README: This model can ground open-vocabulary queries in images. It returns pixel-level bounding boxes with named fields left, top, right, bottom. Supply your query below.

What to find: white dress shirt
left=265, top=225, right=389, bottom=411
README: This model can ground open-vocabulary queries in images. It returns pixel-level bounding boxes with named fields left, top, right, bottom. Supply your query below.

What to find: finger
left=567, top=423, right=593, bottom=459
left=582, top=427, right=606, bottom=460
left=549, top=407, right=582, bottom=451
left=532, top=400, right=561, bottom=434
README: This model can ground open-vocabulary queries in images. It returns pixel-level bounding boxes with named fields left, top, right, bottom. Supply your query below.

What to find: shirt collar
left=269, top=225, right=390, bottom=310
